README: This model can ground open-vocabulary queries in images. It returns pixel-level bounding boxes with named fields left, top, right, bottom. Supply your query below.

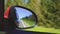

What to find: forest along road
left=19, top=20, right=31, bottom=28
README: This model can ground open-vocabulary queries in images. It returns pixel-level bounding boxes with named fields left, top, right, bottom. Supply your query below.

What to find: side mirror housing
left=4, top=5, right=38, bottom=30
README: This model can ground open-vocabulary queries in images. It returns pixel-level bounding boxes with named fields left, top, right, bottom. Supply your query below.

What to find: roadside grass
left=23, top=26, right=60, bottom=34
left=22, top=19, right=34, bottom=25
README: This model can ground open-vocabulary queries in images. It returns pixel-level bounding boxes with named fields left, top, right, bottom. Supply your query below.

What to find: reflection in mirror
left=14, top=7, right=36, bottom=28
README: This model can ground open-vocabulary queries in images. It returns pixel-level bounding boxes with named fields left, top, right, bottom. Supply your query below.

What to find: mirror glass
left=14, top=7, right=36, bottom=28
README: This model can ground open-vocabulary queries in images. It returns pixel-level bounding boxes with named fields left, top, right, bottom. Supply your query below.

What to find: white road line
left=20, top=20, right=26, bottom=27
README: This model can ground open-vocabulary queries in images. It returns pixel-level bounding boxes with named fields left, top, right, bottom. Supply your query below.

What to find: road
left=19, top=20, right=31, bottom=28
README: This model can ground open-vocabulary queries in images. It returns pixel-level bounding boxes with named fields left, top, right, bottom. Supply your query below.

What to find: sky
left=15, top=7, right=32, bottom=20
left=22, top=0, right=29, bottom=3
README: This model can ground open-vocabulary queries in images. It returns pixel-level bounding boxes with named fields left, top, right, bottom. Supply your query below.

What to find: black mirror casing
left=4, top=5, right=38, bottom=30
left=3, top=6, right=17, bottom=31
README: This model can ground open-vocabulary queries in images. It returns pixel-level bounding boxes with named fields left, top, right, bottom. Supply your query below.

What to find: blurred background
left=4, top=0, right=60, bottom=33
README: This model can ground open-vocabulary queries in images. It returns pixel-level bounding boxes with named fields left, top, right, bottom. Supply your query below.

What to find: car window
left=4, top=0, right=60, bottom=34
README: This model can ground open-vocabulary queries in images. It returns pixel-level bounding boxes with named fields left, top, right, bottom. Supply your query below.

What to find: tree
left=40, top=0, right=60, bottom=28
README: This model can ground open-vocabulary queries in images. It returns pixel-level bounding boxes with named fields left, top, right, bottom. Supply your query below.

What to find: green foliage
left=40, top=0, right=60, bottom=29
left=22, top=19, right=34, bottom=25
left=22, top=15, right=35, bottom=22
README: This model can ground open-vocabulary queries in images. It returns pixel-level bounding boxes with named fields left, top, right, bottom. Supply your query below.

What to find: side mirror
left=14, top=6, right=37, bottom=29
left=4, top=6, right=38, bottom=30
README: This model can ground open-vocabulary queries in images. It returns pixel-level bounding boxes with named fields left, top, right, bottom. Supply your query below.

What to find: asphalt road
left=19, top=20, right=30, bottom=28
